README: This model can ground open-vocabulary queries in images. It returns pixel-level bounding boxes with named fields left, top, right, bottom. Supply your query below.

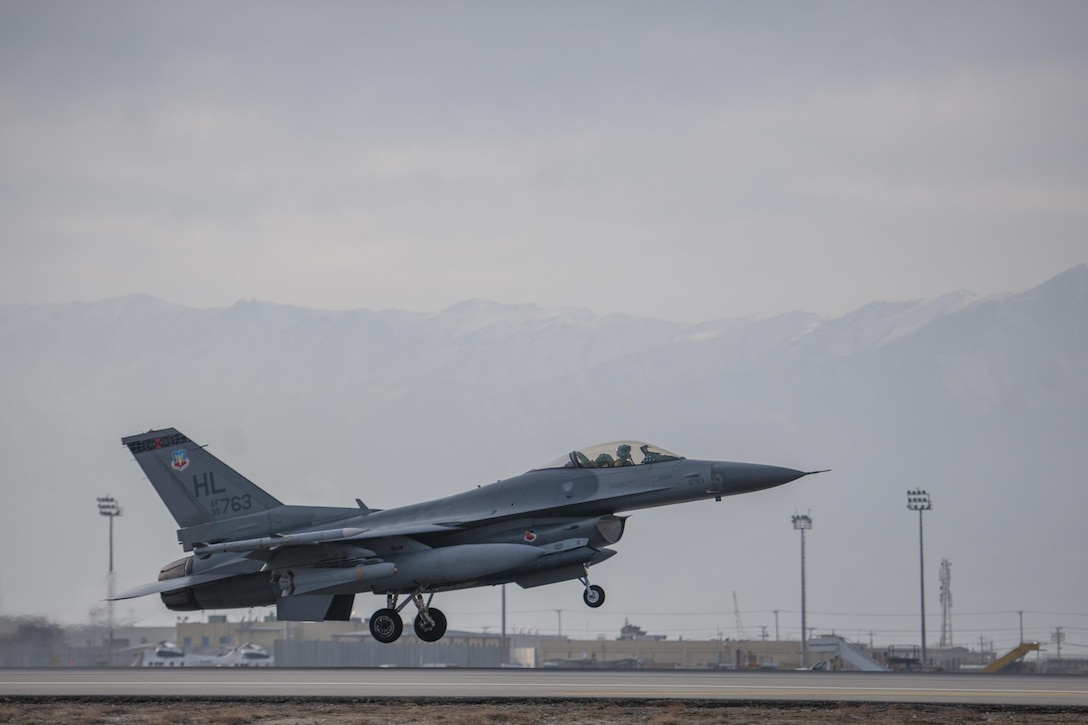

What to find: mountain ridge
left=0, top=265, right=1085, bottom=631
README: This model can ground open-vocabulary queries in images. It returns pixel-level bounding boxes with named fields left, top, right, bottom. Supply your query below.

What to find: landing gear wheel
left=583, top=584, right=605, bottom=608
left=369, top=608, right=404, bottom=643
left=413, top=607, right=448, bottom=642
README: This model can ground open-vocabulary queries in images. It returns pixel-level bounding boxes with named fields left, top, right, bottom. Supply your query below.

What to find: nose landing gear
left=579, top=565, right=606, bottom=608
left=583, top=584, right=605, bottom=607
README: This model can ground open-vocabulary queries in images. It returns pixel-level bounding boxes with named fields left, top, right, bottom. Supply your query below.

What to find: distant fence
left=0, top=645, right=130, bottom=667
left=275, top=639, right=504, bottom=668
left=0, top=640, right=504, bottom=668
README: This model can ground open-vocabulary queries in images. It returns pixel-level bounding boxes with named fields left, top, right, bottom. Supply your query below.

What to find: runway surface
left=1, top=668, right=1087, bottom=707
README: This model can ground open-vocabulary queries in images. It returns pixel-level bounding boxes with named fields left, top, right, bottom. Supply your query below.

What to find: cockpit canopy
left=534, top=441, right=684, bottom=470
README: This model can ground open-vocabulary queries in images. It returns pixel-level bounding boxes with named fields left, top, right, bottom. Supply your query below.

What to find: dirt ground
left=1, top=698, right=1086, bottom=724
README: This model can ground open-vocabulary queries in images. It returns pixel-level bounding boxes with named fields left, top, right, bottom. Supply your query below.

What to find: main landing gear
left=369, top=590, right=448, bottom=644
left=369, top=570, right=604, bottom=643
left=580, top=565, right=606, bottom=608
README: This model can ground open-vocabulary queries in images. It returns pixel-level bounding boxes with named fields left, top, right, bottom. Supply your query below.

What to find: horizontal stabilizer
left=111, top=571, right=237, bottom=601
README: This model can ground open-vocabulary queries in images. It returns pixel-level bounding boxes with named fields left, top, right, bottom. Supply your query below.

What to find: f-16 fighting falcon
left=115, top=428, right=824, bottom=643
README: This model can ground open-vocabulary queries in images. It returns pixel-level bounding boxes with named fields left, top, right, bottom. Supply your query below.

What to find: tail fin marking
left=122, top=428, right=282, bottom=528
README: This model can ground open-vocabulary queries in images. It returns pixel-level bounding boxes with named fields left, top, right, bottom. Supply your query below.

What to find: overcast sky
left=2, top=1, right=1086, bottom=322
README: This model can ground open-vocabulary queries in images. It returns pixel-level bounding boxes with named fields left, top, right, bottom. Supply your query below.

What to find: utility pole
left=1052, top=627, right=1065, bottom=660
left=906, top=490, right=932, bottom=666
left=501, top=585, right=507, bottom=664
left=1017, top=610, right=1024, bottom=644
left=792, top=513, right=812, bottom=668
left=97, top=496, right=122, bottom=659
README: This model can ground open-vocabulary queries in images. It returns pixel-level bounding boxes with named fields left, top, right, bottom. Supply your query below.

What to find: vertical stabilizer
left=122, top=428, right=282, bottom=528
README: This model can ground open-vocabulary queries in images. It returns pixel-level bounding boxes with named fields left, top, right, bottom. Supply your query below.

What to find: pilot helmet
left=617, top=444, right=631, bottom=457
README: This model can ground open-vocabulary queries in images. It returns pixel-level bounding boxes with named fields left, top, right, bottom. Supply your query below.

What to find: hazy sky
left=2, top=1, right=1086, bottom=322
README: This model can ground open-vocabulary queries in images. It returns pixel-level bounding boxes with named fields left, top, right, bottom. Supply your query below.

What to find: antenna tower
left=733, top=590, right=744, bottom=640
left=939, top=558, right=953, bottom=648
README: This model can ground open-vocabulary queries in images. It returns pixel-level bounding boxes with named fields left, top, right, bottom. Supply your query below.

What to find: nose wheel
left=583, top=584, right=605, bottom=607
left=579, top=566, right=606, bottom=608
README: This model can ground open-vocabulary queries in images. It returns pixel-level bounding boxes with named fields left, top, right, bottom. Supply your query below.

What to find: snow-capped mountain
left=0, top=266, right=1085, bottom=642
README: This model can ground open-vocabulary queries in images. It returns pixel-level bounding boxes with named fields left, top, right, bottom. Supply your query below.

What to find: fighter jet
left=115, top=428, right=822, bottom=643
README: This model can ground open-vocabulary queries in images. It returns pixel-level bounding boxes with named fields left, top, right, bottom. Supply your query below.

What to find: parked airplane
left=131, top=641, right=272, bottom=667
left=115, top=428, right=822, bottom=643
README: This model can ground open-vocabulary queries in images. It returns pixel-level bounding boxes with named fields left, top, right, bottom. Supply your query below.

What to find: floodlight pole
left=906, top=489, right=932, bottom=666
left=97, top=496, right=122, bottom=658
left=792, top=513, right=812, bottom=668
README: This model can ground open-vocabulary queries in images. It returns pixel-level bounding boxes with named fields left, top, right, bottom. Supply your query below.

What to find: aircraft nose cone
left=712, top=462, right=809, bottom=495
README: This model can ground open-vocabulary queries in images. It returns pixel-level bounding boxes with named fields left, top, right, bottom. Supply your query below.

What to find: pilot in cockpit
left=614, top=444, right=634, bottom=466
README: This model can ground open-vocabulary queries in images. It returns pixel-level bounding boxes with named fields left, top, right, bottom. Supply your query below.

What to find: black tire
left=583, top=584, right=605, bottom=608
left=413, top=608, right=448, bottom=642
left=369, top=608, right=404, bottom=643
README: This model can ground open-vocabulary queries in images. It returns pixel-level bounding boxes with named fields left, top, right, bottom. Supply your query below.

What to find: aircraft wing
left=348, top=522, right=464, bottom=539
left=191, top=522, right=463, bottom=556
